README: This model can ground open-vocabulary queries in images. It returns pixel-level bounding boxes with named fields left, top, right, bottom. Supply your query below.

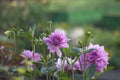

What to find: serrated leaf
left=48, top=66, right=57, bottom=74
left=47, top=59, right=55, bottom=66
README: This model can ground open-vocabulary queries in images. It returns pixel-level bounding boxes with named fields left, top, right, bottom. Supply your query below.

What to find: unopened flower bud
left=17, top=68, right=26, bottom=74
left=4, top=30, right=11, bottom=36
left=86, top=31, right=91, bottom=36
left=47, top=20, right=52, bottom=24
left=34, top=39, right=38, bottom=44
left=41, top=33, right=47, bottom=37
left=78, top=41, right=83, bottom=45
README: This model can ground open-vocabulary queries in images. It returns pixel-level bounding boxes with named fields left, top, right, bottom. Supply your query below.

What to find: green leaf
left=47, top=58, right=56, bottom=66
left=41, top=67, right=47, bottom=74
left=58, top=72, right=70, bottom=80
left=74, top=73, right=82, bottom=80
left=70, top=47, right=83, bottom=57
left=104, top=66, right=114, bottom=72
left=25, top=25, right=36, bottom=40
left=62, top=48, right=70, bottom=56
left=48, top=66, right=57, bottom=74
left=31, top=25, right=36, bottom=37
left=71, top=47, right=83, bottom=54
left=25, top=30, right=32, bottom=40
left=86, top=64, right=96, bottom=80
left=40, top=54, right=46, bottom=63
left=86, top=48, right=96, bottom=53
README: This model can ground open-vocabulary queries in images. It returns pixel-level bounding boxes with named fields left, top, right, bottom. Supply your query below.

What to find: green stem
left=33, top=44, right=35, bottom=60
left=82, top=32, right=91, bottom=80
left=46, top=52, right=49, bottom=80
left=83, top=52, right=86, bottom=80
left=53, top=74, right=55, bottom=80
left=51, top=54, right=55, bottom=80
left=1, top=49, right=4, bottom=65
left=79, top=58, right=84, bottom=80
left=43, top=45, right=49, bottom=80
left=13, top=33, right=16, bottom=53
left=48, top=21, right=52, bottom=33
left=32, top=41, right=36, bottom=80
left=62, top=57, right=65, bottom=73
left=46, top=61, right=49, bottom=80
left=72, top=65, right=75, bottom=80
left=49, top=21, right=52, bottom=33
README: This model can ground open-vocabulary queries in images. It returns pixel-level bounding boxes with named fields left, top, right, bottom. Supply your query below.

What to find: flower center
left=52, top=36, right=61, bottom=45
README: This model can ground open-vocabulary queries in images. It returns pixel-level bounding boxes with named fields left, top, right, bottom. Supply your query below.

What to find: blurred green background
left=0, top=0, right=120, bottom=69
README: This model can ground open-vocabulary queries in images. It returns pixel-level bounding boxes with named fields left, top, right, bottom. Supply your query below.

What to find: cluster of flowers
left=20, top=29, right=109, bottom=74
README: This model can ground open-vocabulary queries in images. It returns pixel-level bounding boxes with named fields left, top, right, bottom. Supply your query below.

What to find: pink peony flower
left=20, top=50, right=40, bottom=71
left=74, top=60, right=80, bottom=70
left=55, top=57, right=72, bottom=71
left=88, top=43, right=109, bottom=73
left=20, top=50, right=41, bottom=62
left=79, top=43, right=109, bottom=73
left=79, top=53, right=92, bottom=71
left=43, top=29, right=70, bottom=57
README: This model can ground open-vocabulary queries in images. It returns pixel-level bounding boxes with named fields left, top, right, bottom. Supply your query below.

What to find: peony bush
left=0, top=22, right=109, bottom=80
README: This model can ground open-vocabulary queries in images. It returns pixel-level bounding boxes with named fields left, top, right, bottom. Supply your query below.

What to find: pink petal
left=55, top=47, right=62, bottom=57
left=48, top=45, right=56, bottom=53
left=59, top=43, right=69, bottom=48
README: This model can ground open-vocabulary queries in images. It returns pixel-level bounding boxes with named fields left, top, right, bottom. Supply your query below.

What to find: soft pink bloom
left=88, top=43, right=109, bottom=73
left=79, top=54, right=92, bottom=71
left=79, top=43, right=109, bottom=73
left=20, top=50, right=41, bottom=62
left=43, top=29, right=70, bottom=57
left=55, top=57, right=72, bottom=71
left=74, top=60, right=80, bottom=70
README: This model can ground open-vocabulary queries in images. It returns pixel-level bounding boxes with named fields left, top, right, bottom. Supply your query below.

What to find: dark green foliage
left=74, top=74, right=82, bottom=80
left=58, top=72, right=70, bottom=80
left=86, top=64, right=96, bottom=80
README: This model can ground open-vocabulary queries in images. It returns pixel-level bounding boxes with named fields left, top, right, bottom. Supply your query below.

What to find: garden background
left=0, top=0, right=120, bottom=80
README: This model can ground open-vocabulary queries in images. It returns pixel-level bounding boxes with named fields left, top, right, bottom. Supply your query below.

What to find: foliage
left=83, top=26, right=120, bottom=69
left=0, top=22, right=110, bottom=80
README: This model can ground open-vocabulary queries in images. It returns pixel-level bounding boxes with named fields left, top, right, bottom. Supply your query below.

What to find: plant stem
left=72, top=65, right=75, bottom=80
left=43, top=45, right=49, bottom=80
left=46, top=52, right=49, bottom=80
left=33, top=44, right=35, bottom=60
left=79, top=58, right=84, bottom=80
left=48, top=21, right=52, bottom=33
left=83, top=52, right=86, bottom=80
left=13, top=33, right=16, bottom=53
left=53, top=74, right=55, bottom=80
left=46, top=61, right=49, bottom=80
left=82, top=32, right=91, bottom=80
left=51, top=54, right=55, bottom=80
left=32, top=43, right=36, bottom=80
left=62, top=57, right=65, bottom=73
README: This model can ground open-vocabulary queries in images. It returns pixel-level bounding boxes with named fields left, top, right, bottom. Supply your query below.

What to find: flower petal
left=55, top=47, right=62, bottom=57
left=59, top=43, right=69, bottom=48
